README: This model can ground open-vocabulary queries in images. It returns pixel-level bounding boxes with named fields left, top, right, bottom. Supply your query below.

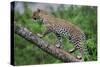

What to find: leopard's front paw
left=76, top=55, right=82, bottom=60
left=55, top=44, right=62, bottom=48
left=69, top=48, right=75, bottom=53
left=37, top=33, right=43, bottom=38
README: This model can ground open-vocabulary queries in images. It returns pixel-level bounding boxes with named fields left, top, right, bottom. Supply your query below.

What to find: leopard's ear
left=37, top=8, right=41, bottom=12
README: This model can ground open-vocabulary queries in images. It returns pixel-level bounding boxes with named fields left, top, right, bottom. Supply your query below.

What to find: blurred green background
left=14, top=2, right=97, bottom=65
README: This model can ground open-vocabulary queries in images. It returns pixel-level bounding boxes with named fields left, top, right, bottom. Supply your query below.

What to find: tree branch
left=14, top=24, right=82, bottom=62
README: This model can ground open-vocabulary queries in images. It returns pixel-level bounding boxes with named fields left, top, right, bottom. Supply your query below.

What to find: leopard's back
left=47, top=18, right=86, bottom=56
left=47, top=18, right=85, bottom=43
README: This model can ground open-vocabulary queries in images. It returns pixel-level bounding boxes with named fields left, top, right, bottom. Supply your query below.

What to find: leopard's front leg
left=55, top=33, right=62, bottom=48
left=37, top=29, right=51, bottom=38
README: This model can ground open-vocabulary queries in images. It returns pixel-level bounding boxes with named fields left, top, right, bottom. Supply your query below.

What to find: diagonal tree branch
left=14, top=23, right=82, bottom=62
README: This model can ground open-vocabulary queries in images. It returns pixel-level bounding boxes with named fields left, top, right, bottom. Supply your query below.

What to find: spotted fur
left=32, top=9, right=87, bottom=60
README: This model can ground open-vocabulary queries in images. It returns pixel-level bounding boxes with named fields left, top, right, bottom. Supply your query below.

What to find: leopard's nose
left=33, top=18, right=36, bottom=20
left=32, top=16, right=36, bottom=20
left=34, top=18, right=36, bottom=20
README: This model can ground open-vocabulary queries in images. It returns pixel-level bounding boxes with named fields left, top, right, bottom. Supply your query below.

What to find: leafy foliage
left=14, top=4, right=97, bottom=65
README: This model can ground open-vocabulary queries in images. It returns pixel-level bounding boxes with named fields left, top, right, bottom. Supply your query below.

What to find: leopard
left=32, top=9, right=88, bottom=61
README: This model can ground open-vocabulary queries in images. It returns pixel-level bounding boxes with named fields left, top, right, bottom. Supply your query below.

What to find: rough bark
left=14, top=24, right=82, bottom=62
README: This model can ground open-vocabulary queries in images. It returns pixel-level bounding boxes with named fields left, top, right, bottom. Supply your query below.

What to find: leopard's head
left=32, top=9, right=41, bottom=20
left=32, top=8, right=50, bottom=20
left=32, top=8, right=53, bottom=25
